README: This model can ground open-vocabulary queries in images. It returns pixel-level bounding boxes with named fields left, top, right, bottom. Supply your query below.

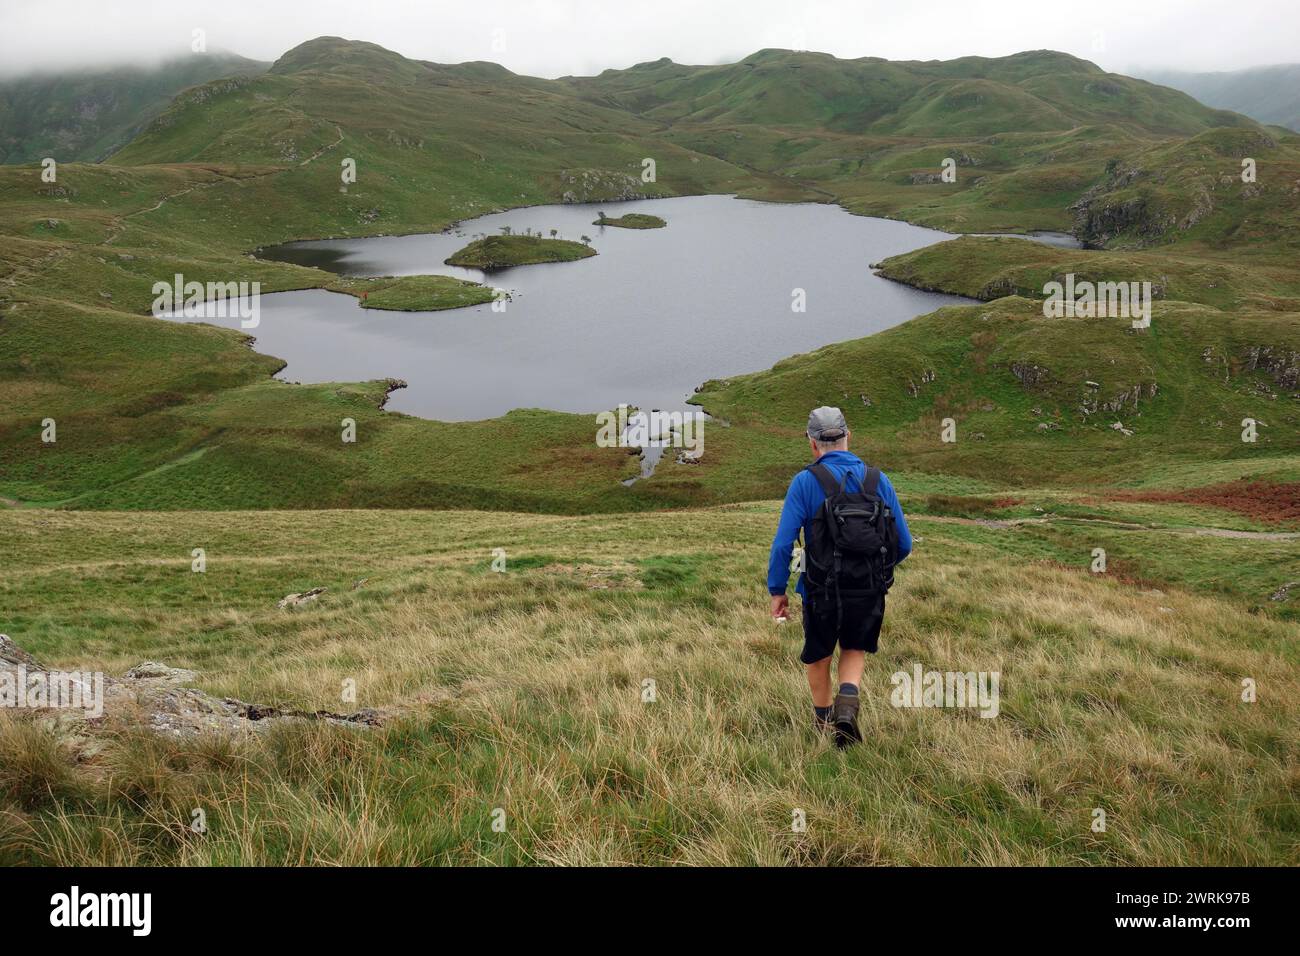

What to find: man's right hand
left=770, top=594, right=789, bottom=621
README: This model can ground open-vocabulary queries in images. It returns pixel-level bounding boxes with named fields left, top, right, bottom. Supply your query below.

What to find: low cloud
left=1, top=0, right=1296, bottom=80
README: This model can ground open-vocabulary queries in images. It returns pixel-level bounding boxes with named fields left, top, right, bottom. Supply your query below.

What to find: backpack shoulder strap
left=861, top=465, right=881, bottom=495
left=806, top=462, right=840, bottom=499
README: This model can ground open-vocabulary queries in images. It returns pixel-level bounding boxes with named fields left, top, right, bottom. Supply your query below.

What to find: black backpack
left=802, top=461, right=899, bottom=631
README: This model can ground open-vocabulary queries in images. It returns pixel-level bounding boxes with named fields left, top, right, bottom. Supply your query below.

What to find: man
left=767, top=407, right=912, bottom=746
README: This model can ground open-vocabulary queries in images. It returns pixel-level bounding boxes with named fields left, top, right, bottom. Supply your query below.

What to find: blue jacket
left=767, top=450, right=912, bottom=596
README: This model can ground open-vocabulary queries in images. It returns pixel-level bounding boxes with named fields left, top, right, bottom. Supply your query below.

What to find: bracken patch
left=1103, top=481, right=1300, bottom=526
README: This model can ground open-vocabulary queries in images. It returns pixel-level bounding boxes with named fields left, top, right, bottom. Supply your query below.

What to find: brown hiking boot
left=831, top=691, right=862, bottom=748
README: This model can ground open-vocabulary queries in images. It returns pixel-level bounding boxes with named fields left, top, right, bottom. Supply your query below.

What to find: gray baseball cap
left=807, top=406, right=848, bottom=442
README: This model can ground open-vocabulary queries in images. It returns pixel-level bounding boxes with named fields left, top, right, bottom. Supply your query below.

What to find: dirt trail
left=4, top=123, right=348, bottom=301
left=298, top=123, right=345, bottom=166
left=919, top=513, right=1300, bottom=541
left=104, top=123, right=346, bottom=245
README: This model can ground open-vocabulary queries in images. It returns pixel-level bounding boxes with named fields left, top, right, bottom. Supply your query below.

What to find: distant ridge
left=0, top=52, right=269, bottom=164
left=556, top=46, right=1252, bottom=135
left=1139, top=64, right=1300, bottom=132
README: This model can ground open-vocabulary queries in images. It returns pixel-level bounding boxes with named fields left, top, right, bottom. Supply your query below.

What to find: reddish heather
left=1104, top=481, right=1300, bottom=526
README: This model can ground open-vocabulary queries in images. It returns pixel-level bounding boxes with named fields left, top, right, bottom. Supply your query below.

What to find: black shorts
left=800, top=592, right=885, bottom=664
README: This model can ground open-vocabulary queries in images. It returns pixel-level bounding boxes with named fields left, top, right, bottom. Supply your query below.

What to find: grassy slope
left=658, top=113, right=1300, bottom=505
left=874, top=235, right=1300, bottom=312
left=579, top=49, right=1259, bottom=239
left=564, top=50, right=1245, bottom=136
left=673, top=295, right=1300, bottom=506
left=1, top=506, right=1294, bottom=865
left=0, top=39, right=774, bottom=510
left=0, top=53, right=270, bottom=165
left=1, top=37, right=1297, bottom=517
left=2, top=39, right=1297, bottom=869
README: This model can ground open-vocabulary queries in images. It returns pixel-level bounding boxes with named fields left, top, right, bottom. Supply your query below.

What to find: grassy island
left=337, top=274, right=497, bottom=311
left=445, top=235, right=596, bottom=269
left=594, top=211, right=666, bottom=229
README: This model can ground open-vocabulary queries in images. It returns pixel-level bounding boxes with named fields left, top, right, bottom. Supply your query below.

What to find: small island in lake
left=337, top=274, right=497, bottom=311
left=594, top=211, right=667, bottom=229
left=445, top=234, right=596, bottom=270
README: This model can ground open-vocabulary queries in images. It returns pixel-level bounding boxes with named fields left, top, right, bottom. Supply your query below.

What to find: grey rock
left=1270, top=582, right=1298, bottom=602
left=277, top=587, right=327, bottom=609
left=0, top=633, right=42, bottom=668
left=1010, top=362, right=1050, bottom=388
left=0, top=635, right=389, bottom=742
left=124, top=661, right=198, bottom=685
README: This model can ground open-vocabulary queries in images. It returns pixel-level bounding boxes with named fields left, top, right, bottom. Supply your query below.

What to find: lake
left=179, top=195, right=977, bottom=421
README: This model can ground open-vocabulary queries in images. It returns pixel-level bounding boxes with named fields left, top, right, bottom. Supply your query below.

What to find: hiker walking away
left=767, top=407, right=912, bottom=747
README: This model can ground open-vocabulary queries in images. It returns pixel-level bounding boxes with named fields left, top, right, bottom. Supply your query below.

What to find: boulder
left=0, top=635, right=389, bottom=742
left=277, top=587, right=327, bottom=609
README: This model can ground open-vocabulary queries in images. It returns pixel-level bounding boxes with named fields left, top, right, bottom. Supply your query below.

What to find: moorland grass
left=0, top=505, right=1295, bottom=865
left=2, top=36, right=1298, bottom=870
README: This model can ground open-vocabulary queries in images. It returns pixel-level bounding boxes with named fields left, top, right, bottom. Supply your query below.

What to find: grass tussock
left=1, top=506, right=1295, bottom=865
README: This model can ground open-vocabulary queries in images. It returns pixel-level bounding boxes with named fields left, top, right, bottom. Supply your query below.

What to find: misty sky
left=1, top=0, right=1295, bottom=79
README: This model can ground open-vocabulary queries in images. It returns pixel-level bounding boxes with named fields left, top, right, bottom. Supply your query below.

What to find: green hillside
left=687, top=296, right=1300, bottom=494
left=0, top=53, right=269, bottom=164
left=1, top=37, right=1297, bottom=517
left=0, top=36, right=1297, bottom=869
left=563, top=49, right=1246, bottom=137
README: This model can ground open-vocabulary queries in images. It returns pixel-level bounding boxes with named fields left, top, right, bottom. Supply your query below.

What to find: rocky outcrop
left=1241, top=346, right=1300, bottom=393
left=1009, top=362, right=1050, bottom=388
left=277, top=587, right=326, bottom=609
left=384, top=129, right=425, bottom=149
left=1199, top=128, right=1277, bottom=159
left=0, top=633, right=41, bottom=668
left=980, top=275, right=1025, bottom=299
left=1069, top=159, right=1180, bottom=246
left=1083, top=80, right=1124, bottom=98
left=147, top=77, right=255, bottom=132
left=1079, top=382, right=1158, bottom=416
left=1271, top=581, right=1298, bottom=602
left=906, top=368, right=937, bottom=397
left=0, top=634, right=388, bottom=741
left=1071, top=189, right=1177, bottom=247
left=378, top=378, right=408, bottom=409
left=1180, top=187, right=1213, bottom=230
left=124, top=661, right=198, bottom=683
left=559, top=168, right=652, bottom=203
